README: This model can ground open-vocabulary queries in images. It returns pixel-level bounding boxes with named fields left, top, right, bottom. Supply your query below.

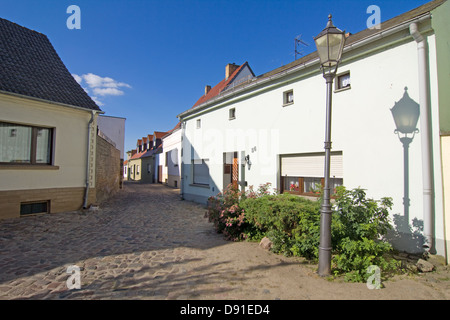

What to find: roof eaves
left=0, top=90, right=105, bottom=114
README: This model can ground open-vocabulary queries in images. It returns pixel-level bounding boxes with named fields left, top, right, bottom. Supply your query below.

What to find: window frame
left=0, top=121, right=54, bottom=166
left=282, top=89, right=294, bottom=107
left=229, top=108, right=236, bottom=120
left=196, top=119, right=201, bottom=129
left=191, top=159, right=210, bottom=187
left=282, top=176, right=343, bottom=197
left=335, top=71, right=351, bottom=92
left=20, top=200, right=50, bottom=216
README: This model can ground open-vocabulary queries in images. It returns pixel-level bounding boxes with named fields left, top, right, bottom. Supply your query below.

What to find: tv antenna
left=294, top=34, right=309, bottom=60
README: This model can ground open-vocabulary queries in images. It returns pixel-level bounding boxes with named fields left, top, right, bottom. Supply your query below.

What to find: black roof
left=0, top=18, right=101, bottom=111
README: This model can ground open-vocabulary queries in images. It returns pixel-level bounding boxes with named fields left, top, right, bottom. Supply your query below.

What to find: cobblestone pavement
left=0, top=182, right=449, bottom=301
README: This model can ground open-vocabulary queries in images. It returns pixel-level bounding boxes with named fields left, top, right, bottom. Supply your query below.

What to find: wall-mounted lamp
left=244, top=154, right=251, bottom=169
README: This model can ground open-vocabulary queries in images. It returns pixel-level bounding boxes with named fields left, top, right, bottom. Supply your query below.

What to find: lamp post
left=314, top=14, right=346, bottom=276
left=391, top=87, right=420, bottom=224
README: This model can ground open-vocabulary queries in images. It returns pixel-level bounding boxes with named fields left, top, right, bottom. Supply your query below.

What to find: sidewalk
left=0, top=182, right=448, bottom=300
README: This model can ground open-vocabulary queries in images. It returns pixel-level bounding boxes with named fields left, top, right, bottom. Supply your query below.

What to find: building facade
left=178, top=0, right=450, bottom=259
left=160, top=123, right=182, bottom=188
left=0, top=18, right=103, bottom=219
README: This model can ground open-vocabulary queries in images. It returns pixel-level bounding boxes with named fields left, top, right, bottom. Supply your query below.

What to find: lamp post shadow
left=390, top=87, right=425, bottom=252
left=399, top=135, right=414, bottom=232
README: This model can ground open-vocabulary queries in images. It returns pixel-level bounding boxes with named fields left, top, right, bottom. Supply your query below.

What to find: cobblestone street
left=0, top=182, right=449, bottom=301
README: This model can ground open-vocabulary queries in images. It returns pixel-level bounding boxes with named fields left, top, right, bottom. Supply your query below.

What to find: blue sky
left=1, top=0, right=431, bottom=156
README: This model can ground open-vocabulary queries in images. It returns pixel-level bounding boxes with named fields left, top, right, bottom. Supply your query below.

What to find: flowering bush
left=206, top=183, right=273, bottom=241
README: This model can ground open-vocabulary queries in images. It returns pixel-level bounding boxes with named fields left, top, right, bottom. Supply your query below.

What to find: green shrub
left=241, top=193, right=321, bottom=258
left=331, top=187, right=400, bottom=282
left=207, top=183, right=400, bottom=283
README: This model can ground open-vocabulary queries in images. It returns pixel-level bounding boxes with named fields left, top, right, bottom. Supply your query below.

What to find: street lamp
left=314, top=14, right=346, bottom=276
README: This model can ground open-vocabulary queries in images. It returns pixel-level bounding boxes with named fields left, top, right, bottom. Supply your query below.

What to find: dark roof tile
left=0, top=18, right=101, bottom=111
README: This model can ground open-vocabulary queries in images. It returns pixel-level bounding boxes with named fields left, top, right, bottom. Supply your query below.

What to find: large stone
left=416, top=259, right=435, bottom=273
left=259, top=237, right=273, bottom=250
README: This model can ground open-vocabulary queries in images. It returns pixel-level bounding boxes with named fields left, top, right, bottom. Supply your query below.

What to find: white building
left=97, top=115, right=126, bottom=160
left=160, top=123, right=182, bottom=188
left=178, top=0, right=450, bottom=259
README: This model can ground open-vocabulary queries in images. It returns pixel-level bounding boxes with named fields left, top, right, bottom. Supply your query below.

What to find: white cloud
left=72, top=73, right=131, bottom=106
left=93, top=87, right=125, bottom=96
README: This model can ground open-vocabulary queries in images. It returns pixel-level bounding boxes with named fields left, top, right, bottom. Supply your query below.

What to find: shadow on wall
left=387, top=214, right=425, bottom=254
left=387, top=87, right=429, bottom=254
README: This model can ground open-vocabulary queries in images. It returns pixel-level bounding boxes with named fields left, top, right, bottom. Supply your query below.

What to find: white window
left=283, top=90, right=294, bottom=106
left=336, top=72, right=351, bottom=90
left=196, top=119, right=201, bottom=129
left=172, top=148, right=179, bottom=166
left=281, top=152, right=344, bottom=195
left=229, top=108, right=236, bottom=120
left=147, top=163, right=151, bottom=173
left=0, top=122, right=53, bottom=165
left=137, top=165, right=140, bottom=174
left=192, top=159, right=209, bottom=185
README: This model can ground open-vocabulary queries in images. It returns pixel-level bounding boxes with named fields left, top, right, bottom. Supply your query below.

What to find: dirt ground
left=206, top=241, right=450, bottom=300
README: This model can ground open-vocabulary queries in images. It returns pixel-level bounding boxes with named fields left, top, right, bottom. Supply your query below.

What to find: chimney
left=205, top=85, right=211, bottom=95
left=226, top=63, right=239, bottom=80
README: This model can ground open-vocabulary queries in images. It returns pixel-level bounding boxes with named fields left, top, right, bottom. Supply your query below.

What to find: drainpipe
left=410, top=22, right=434, bottom=253
left=83, top=110, right=96, bottom=209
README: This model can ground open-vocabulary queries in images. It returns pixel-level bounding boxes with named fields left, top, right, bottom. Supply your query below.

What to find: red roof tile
left=154, top=131, right=168, bottom=139
left=129, top=148, right=153, bottom=160
left=192, top=62, right=248, bottom=108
